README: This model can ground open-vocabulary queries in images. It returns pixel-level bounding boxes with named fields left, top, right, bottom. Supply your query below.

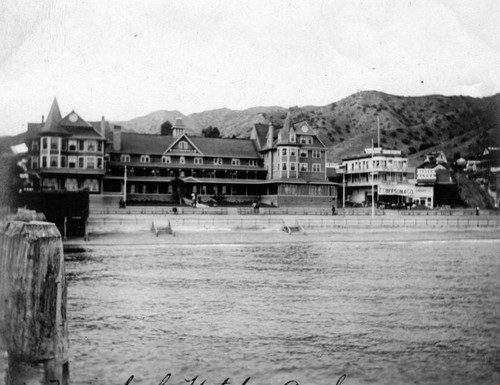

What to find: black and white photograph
left=1, top=1, right=499, bottom=384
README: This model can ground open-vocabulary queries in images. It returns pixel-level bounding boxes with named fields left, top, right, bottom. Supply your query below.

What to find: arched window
left=121, top=154, right=131, bottom=162
left=179, top=141, right=188, bottom=150
left=162, top=155, right=171, bottom=164
left=194, top=157, right=203, bottom=165
left=140, top=155, right=150, bottom=163
left=180, top=156, right=186, bottom=164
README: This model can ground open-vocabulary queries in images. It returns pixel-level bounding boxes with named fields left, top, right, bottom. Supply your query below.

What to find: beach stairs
left=282, top=220, right=306, bottom=235
left=151, top=220, right=175, bottom=237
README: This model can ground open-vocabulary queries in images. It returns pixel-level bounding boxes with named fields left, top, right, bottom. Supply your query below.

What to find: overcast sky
left=0, top=0, right=499, bottom=137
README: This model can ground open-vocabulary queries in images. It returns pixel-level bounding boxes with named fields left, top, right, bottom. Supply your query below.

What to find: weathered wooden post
left=0, top=217, right=69, bottom=385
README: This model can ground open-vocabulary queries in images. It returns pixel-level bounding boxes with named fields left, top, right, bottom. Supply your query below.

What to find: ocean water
left=63, top=239, right=500, bottom=385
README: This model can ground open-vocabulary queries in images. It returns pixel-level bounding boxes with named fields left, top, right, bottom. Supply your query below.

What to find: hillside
left=1, top=91, right=499, bottom=167
left=111, top=91, right=500, bottom=165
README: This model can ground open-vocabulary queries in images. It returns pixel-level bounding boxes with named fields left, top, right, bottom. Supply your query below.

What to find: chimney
left=267, top=123, right=274, bottom=148
left=113, top=125, right=122, bottom=152
left=100, top=116, right=106, bottom=137
left=42, top=115, right=45, bottom=124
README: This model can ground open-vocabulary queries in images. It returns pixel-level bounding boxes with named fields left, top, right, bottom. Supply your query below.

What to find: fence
left=86, top=215, right=500, bottom=233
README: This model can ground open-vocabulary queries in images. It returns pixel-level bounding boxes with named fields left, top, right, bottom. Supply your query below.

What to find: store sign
left=378, top=183, right=414, bottom=196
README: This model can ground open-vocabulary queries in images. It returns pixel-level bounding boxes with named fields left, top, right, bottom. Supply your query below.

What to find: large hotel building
left=25, top=99, right=337, bottom=207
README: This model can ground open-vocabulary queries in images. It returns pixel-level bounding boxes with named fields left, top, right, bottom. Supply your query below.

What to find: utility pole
left=342, top=165, right=346, bottom=209
left=123, top=165, right=127, bottom=205
left=371, top=139, right=375, bottom=218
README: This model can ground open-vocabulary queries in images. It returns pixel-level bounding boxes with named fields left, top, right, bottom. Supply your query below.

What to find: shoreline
left=64, top=227, right=500, bottom=248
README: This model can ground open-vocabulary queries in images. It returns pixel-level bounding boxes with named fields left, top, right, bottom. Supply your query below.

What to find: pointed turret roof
left=277, top=111, right=297, bottom=145
left=41, top=98, right=68, bottom=136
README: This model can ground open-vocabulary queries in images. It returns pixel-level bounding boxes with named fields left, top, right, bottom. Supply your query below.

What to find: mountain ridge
left=2, top=91, right=499, bottom=165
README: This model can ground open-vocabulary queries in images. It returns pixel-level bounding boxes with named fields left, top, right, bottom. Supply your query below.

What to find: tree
left=202, top=126, right=221, bottom=138
left=161, top=120, right=173, bottom=136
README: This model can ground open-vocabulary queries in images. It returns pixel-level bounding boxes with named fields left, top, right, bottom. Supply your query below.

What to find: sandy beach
left=64, top=226, right=500, bottom=248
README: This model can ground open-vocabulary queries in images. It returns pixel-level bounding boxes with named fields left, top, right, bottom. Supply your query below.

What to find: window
left=300, top=150, right=308, bottom=158
left=64, top=178, right=78, bottom=191
left=290, top=163, right=296, bottom=171
left=78, top=157, right=85, bottom=169
left=249, top=159, right=257, bottom=167
left=60, top=156, right=67, bottom=168
left=31, top=157, right=39, bottom=169
left=68, top=156, right=77, bottom=168
left=87, top=156, right=96, bottom=169
left=290, top=149, right=297, bottom=157
left=61, top=140, right=67, bottom=151
left=290, top=134, right=296, bottom=143
left=32, top=141, right=39, bottom=151
left=42, top=138, right=48, bottom=150
left=87, top=140, right=97, bottom=152
left=140, top=155, right=150, bottom=163
left=50, top=139, right=59, bottom=151
left=161, top=155, right=171, bottom=164
left=214, top=158, right=223, bottom=165
left=98, top=141, right=103, bottom=152
left=41, top=156, right=47, bottom=168
left=79, top=140, right=85, bottom=151
left=179, top=141, right=188, bottom=150
left=231, top=159, right=240, bottom=166
left=300, top=136, right=313, bottom=145
left=68, top=140, right=77, bottom=151
left=282, top=163, right=287, bottom=171
left=312, top=163, right=321, bottom=172
left=180, top=156, right=186, bottom=164
left=312, top=150, right=321, bottom=158
left=97, top=157, right=103, bottom=169
left=282, top=148, right=287, bottom=156
left=121, top=154, right=131, bottom=162
left=50, top=156, right=58, bottom=167
left=299, top=163, right=308, bottom=171
left=194, top=157, right=203, bottom=165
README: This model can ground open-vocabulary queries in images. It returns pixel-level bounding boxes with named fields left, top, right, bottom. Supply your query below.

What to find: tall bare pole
left=377, top=116, right=380, bottom=148
left=371, top=139, right=375, bottom=218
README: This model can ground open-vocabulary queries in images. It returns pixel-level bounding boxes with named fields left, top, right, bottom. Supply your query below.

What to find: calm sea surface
left=64, top=239, right=500, bottom=385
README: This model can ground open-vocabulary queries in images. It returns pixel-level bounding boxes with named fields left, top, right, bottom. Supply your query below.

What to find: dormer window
left=180, top=156, right=186, bottom=164
left=194, top=157, right=203, bottom=165
left=231, top=159, right=240, bottom=166
left=249, top=159, right=257, bottom=167
left=290, top=133, right=296, bottom=143
left=214, top=158, right=223, bottom=165
left=121, top=154, right=131, bottom=162
left=140, top=155, right=150, bottom=163
left=162, top=155, right=171, bottom=164
left=32, top=141, right=39, bottom=151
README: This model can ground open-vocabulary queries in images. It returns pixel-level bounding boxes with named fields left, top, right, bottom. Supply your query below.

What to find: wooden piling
left=0, top=220, right=69, bottom=385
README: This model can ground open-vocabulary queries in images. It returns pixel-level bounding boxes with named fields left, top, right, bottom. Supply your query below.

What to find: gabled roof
left=60, top=111, right=93, bottom=128
left=164, top=134, right=203, bottom=155
left=416, top=161, right=449, bottom=170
